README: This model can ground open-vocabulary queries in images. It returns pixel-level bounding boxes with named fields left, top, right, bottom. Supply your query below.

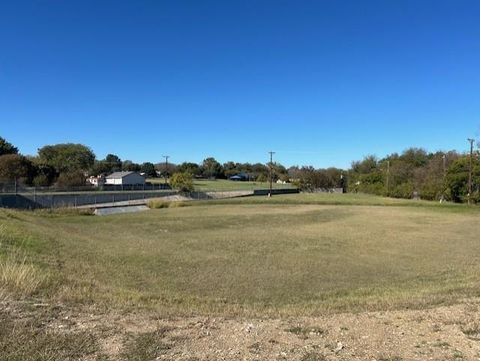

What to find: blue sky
left=1, top=1, right=479, bottom=168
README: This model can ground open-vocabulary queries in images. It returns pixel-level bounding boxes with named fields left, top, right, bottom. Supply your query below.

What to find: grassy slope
left=194, top=192, right=474, bottom=209
left=1, top=193, right=480, bottom=317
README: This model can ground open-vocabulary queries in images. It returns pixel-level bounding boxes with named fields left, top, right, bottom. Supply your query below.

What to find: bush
left=147, top=200, right=190, bottom=209
left=389, top=182, right=414, bottom=199
left=0, top=154, right=35, bottom=185
left=55, top=171, right=86, bottom=188
left=170, top=172, right=194, bottom=192
left=256, top=174, right=267, bottom=182
left=32, top=174, right=50, bottom=187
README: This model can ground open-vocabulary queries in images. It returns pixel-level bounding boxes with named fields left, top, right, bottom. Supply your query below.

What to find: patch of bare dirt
left=4, top=299, right=480, bottom=360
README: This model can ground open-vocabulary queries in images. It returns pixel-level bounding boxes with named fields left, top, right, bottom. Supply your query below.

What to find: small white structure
left=105, top=171, right=145, bottom=186
left=86, top=175, right=105, bottom=187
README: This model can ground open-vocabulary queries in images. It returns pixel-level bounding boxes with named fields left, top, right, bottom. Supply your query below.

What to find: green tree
left=155, top=162, right=177, bottom=178
left=91, top=154, right=123, bottom=175
left=0, top=154, right=34, bottom=185
left=351, top=155, right=378, bottom=174
left=140, top=162, right=157, bottom=178
left=201, top=157, right=223, bottom=179
left=105, top=154, right=122, bottom=172
left=177, top=162, right=201, bottom=176
left=400, top=147, right=429, bottom=167
left=414, top=152, right=458, bottom=200
left=294, top=166, right=344, bottom=191
left=32, top=163, right=57, bottom=187
left=446, top=156, right=480, bottom=203
left=270, top=162, right=288, bottom=182
left=90, top=161, right=111, bottom=175
left=251, top=163, right=268, bottom=180
left=349, top=155, right=384, bottom=195
left=38, top=143, right=95, bottom=173
left=55, top=170, right=88, bottom=188
left=170, top=172, right=194, bottom=192
left=122, top=160, right=141, bottom=172
left=223, top=161, right=239, bottom=178
left=0, top=137, right=19, bottom=156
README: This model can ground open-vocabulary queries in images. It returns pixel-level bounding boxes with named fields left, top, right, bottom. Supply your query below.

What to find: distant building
left=86, top=175, right=105, bottom=187
left=105, top=171, right=145, bottom=186
left=229, top=173, right=250, bottom=181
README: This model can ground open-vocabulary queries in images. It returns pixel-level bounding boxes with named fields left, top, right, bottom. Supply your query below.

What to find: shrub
left=256, top=173, right=268, bottom=182
left=170, top=172, right=194, bottom=192
left=147, top=200, right=190, bottom=209
left=147, top=200, right=171, bottom=209
left=55, top=171, right=86, bottom=188
left=389, top=182, right=414, bottom=199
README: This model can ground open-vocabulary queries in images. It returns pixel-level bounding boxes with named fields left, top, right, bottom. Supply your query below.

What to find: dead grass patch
left=286, top=325, right=326, bottom=339
left=0, top=256, right=44, bottom=298
left=0, top=310, right=104, bottom=361
left=120, top=327, right=173, bottom=361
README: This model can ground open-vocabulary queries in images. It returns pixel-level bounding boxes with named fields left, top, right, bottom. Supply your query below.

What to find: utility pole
left=441, top=154, right=447, bottom=203
left=467, top=139, right=474, bottom=205
left=386, top=160, right=390, bottom=196
left=162, top=155, right=169, bottom=185
left=442, top=154, right=447, bottom=179
left=268, top=151, right=275, bottom=197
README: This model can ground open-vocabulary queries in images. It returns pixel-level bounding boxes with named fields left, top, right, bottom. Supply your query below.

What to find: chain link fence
left=0, top=181, right=299, bottom=209
left=0, top=182, right=171, bottom=194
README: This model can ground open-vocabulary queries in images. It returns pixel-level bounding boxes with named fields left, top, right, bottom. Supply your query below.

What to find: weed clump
left=148, top=200, right=190, bottom=209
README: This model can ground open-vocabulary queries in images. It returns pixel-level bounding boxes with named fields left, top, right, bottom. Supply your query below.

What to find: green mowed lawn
left=1, top=194, right=480, bottom=316
left=148, top=178, right=295, bottom=191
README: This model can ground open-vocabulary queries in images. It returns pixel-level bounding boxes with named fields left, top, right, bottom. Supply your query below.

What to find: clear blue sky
left=1, top=1, right=479, bottom=168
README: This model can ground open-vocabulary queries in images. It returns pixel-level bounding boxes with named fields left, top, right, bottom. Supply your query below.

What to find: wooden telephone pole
left=162, top=155, right=169, bottom=185
left=467, top=139, right=475, bottom=205
left=441, top=154, right=446, bottom=202
left=386, top=160, right=390, bottom=196
left=268, top=151, right=275, bottom=197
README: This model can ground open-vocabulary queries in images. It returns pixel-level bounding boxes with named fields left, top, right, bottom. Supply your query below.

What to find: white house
left=86, top=175, right=105, bottom=187
left=105, top=171, right=145, bottom=186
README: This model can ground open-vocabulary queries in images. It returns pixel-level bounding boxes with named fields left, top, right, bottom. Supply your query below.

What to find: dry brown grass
left=1, top=193, right=479, bottom=316
left=0, top=224, right=46, bottom=299
left=147, top=199, right=190, bottom=209
left=0, top=256, right=44, bottom=298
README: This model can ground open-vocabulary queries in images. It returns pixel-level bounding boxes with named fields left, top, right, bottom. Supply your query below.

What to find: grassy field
left=191, top=192, right=469, bottom=208
left=1, top=193, right=480, bottom=318
left=148, top=178, right=295, bottom=191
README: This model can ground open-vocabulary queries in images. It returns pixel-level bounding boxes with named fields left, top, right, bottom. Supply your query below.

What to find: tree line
left=1, top=136, right=479, bottom=203
left=348, top=148, right=480, bottom=203
left=0, top=137, right=289, bottom=188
